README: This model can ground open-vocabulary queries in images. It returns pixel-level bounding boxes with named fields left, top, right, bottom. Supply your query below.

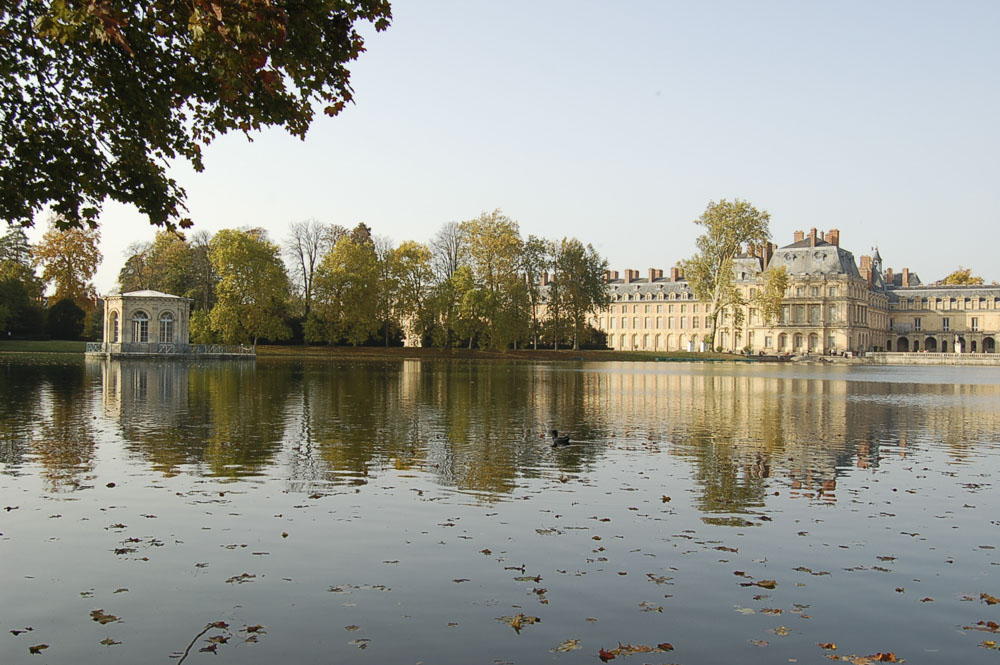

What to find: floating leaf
left=756, top=580, right=777, bottom=589
left=345, top=625, right=360, bottom=632
left=90, top=609, right=119, bottom=625
left=100, top=637, right=121, bottom=646
left=553, top=639, right=581, bottom=652
left=28, top=644, right=49, bottom=654
left=982, top=593, right=1000, bottom=606
left=497, top=613, right=540, bottom=634
left=818, top=642, right=837, bottom=650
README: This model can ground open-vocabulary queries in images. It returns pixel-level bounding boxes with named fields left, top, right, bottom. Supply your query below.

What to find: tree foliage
left=284, top=219, right=344, bottom=321
left=308, top=235, right=379, bottom=346
left=680, top=200, right=771, bottom=350
left=753, top=266, right=788, bottom=326
left=46, top=297, right=85, bottom=340
left=33, top=220, right=102, bottom=307
left=1, top=0, right=391, bottom=230
left=549, top=238, right=610, bottom=350
left=208, top=227, right=290, bottom=348
left=942, top=267, right=984, bottom=286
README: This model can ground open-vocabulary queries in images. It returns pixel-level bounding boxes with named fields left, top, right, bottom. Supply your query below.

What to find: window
left=632, top=317, right=639, bottom=329
left=828, top=287, right=837, bottom=297
left=621, top=317, right=628, bottom=329
left=914, top=317, right=921, bottom=331
left=828, top=335, right=836, bottom=349
left=796, top=286, right=805, bottom=297
left=680, top=316, right=687, bottom=329
left=942, top=317, right=949, bottom=331
left=668, top=304, right=674, bottom=313
left=644, top=317, right=650, bottom=329
left=692, top=317, right=699, bottom=328
left=765, top=336, right=772, bottom=348
left=131, top=311, right=149, bottom=343
left=668, top=317, right=674, bottom=329
left=972, top=317, right=979, bottom=331
left=644, top=305, right=650, bottom=313
left=159, top=312, right=175, bottom=343
left=781, top=306, right=789, bottom=324
left=656, top=305, right=662, bottom=313
left=680, top=304, right=687, bottom=313
left=110, top=312, right=119, bottom=343
left=828, top=305, right=837, bottom=323
left=655, top=317, right=661, bottom=329
left=610, top=318, right=616, bottom=329
left=809, top=305, right=820, bottom=324
left=811, top=286, right=820, bottom=297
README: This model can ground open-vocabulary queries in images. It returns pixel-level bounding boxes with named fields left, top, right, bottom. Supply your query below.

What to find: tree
left=1, top=1, right=391, bottom=231
left=550, top=238, right=610, bottom=350
left=459, top=210, right=526, bottom=349
left=118, top=240, right=153, bottom=292
left=33, top=220, right=102, bottom=307
left=308, top=236, right=379, bottom=346
left=520, top=235, right=552, bottom=349
left=0, top=227, right=32, bottom=265
left=46, top=298, right=85, bottom=340
left=942, top=267, right=984, bottom=286
left=680, top=200, right=771, bottom=351
left=386, top=240, right=432, bottom=346
left=284, top=219, right=344, bottom=324
left=208, top=228, right=291, bottom=349
left=430, top=221, right=465, bottom=281
left=753, top=266, right=789, bottom=326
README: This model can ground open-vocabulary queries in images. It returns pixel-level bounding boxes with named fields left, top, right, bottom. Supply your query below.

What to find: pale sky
left=23, top=0, right=1000, bottom=292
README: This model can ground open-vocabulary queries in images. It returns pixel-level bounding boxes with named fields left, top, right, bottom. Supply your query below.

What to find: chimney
left=827, top=229, right=840, bottom=247
left=610, top=270, right=619, bottom=281
left=541, top=272, right=549, bottom=286
left=602, top=270, right=610, bottom=282
left=793, top=230, right=805, bottom=243
left=860, top=255, right=871, bottom=271
left=624, top=269, right=634, bottom=284
left=886, top=267, right=894, bottom=284
left=809, top=228, right=818, bottom=247
left=648, top=268, right=658, bottom=282
left=670, top=267, right=680, bottom=282
left=762, top=242, right=774, bottom=268
left=902, top=268, right=910, bottom=287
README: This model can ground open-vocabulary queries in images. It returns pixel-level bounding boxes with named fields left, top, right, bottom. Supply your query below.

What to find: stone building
left=580, top=228, right=997, bottom=355
left=102, top=290, right=192, bottom=349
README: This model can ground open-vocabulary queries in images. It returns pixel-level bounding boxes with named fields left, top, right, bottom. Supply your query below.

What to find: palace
left=583, top=229, right=999, bottom=355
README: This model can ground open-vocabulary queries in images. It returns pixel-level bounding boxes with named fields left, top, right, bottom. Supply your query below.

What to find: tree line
left=0, top=210, right=611, bottom=350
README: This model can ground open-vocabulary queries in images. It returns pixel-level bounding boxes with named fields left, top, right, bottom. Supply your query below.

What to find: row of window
left=894, top=297, right=1000, bottom=311
left=109, top=311, right=175, bottom=343
left=906, top=316, right=978, bottom=332
left=608, top=331, right=837, bottom=352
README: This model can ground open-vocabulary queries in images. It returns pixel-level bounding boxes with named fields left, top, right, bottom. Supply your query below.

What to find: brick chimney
left=624, top=269, right=635, bottom=283
left=793, top=230, right=805, bottom=243
left=886, top=267, right=894, bottom=284
left=669, top=267, right=680, bottom=282
left=809, top=228, right=818, bottom=247
left=902, top=268, right=910, bottom=287
left=649, top=268, right=658, bottom=282
left=860, top=255, right=871, bottom=271
left=827, top=229, right=840, bottom=246
left=762, top=242, right=775, bottom=268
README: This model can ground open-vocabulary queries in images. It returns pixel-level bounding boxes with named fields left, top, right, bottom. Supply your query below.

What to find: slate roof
left=767, top=240, right=861, bottom=278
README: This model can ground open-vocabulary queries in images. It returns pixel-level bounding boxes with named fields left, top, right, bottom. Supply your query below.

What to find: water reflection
left=6, top=359, right=1000, bottom=512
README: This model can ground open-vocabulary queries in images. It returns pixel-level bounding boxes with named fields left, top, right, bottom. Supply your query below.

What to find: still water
left=1, top=356, right=999, bottom=664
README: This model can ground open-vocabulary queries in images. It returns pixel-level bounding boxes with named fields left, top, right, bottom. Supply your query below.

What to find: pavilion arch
left=985, top=337, right=996, bottom=353
left=924, top=336, right=937, bottom=352
left=897, top=337, right=910, bottom=352
left=109, top=311, right=119, bottom=343
left=131, top=310, right=149, bottom=343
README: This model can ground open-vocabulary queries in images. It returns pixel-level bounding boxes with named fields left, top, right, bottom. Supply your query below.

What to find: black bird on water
left=550, top=429, right=571, bottom=446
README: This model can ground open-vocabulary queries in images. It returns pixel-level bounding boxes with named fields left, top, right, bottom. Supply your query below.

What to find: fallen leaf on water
left=982, top=641, right=999, bottom=650
left=964, top=620, right=1000, bottom=633
left=90, top=609, right=119, bottom=624
left=762, top=608, right=783, bottom=615
left=661, top=496, right=671, bottom=502
left=818, top=642, right=837, bottom=650
left=345, top=625, right=360, bottom=632
left=28, top=644, right=49, bottom=654
left=245, top=625, right=265, bottom=633
left=225, top=573, right=256, bottom=584
left=199, top=644, right=218, bottom=654
left=452, top=578, right=469, bottom=583
left=599, top=647, right=617, bottom=662
left=553, top=639, right=581, bottom=652
left=481, top=549, right=492, bottom=555
left=773, top=626, right=790, bottom=636
left=514, top=575, right=542, bottom=583
left=497, top=614, right=540, bottom=634
left=756, top=580, right=777, bottom=589
left=100, top=637, right=121, bottom=646
left=750, top=639, right=769, bottom=647
left=638, top=601, right=662, bottom=613
left=870, top=653, right=898, bottom=662
left=982, top=593, right=1000, bottom=605
left=920, top=597, right=933, bottom=603
left=349, top=638, right=370, bottom=649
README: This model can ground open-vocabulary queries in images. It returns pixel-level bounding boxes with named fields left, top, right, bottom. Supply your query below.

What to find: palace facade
left=581, top=228, right=999, bottom=355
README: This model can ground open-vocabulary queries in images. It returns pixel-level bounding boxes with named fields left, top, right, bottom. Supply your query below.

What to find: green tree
left=550, top=238, right=610, bottom=350
left=0, top=227, right=32, bottom=265
left=33, top=220, right=102, bottom=307
left=459, top=209, right=526, bottom=350
left=520, top=235, right=552, bottom=349
left=308, top=236, right=379, bottom=346
left=942, top=267, right=984, bottom=286
left=284, top=219, right=345, bottom=325
left=1, top=1, right=391, bottom=231
left=118, top=240, right=153, bottom=292
left=390, top=240, right=433, bottom=346
left=208, top=228, right=291, bottom=349
left=46, top=298, right=85, bottom=340
left=680, top=200, right=772, bottom=351
left=753, top=266, right=789, bottom=326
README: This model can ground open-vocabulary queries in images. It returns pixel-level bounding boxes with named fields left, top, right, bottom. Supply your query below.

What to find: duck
left=550, top=429, right=571, bottom=446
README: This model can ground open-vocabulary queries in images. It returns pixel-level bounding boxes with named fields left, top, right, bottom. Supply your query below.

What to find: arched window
left=110, top=311, right=119, bottom=343
left=132, top=311, right=149, bottom=343
left=159, top=312, right=175, bottom=343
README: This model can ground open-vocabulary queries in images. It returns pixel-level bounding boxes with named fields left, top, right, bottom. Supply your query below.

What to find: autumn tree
left=942, top=267, right=984, bottom=286
left=430, top=221, right=466, bottom=281
left=308, top=235, right=379, bottom=346
left=753, top=266, right=789, bottom=326
left=33, top=220, right=102, bottom=307
left=459, top=210, right=528, bottom=349
left=1, top=1, right=391, bottom=231
left=549, top=238, right=610, bottom=350
left=388, top=240, right=433, bottom=346
left=680, top=200, right=772, bottom=351
left=0, top=227, right=32, bottom=265
left=208, top=228, right=291, bottom=349
left=520, top=235, right=552, bottom=349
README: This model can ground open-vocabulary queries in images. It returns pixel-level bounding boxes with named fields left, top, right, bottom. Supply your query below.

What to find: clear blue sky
left=28, top=0, right=1000, bottom=291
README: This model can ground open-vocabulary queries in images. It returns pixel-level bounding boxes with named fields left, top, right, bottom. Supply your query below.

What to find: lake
left=1, top=356, right=999, bottom=664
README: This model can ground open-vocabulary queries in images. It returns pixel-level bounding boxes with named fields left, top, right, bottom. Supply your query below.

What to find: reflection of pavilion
left=98, top=358, right=189, bottom=425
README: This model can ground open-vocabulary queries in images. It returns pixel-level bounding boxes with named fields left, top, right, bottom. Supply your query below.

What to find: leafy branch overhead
left=0, top=0, right=392, bottom=230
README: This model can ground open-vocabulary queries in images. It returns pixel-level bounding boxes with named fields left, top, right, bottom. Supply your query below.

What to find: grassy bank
left=0, top=339, right=747, bottom=363
left=0, top=340, right=88, bottom=354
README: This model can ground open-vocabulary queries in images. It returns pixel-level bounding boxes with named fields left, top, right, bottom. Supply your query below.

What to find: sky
left=21, top=0, right=1000, bottom=292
